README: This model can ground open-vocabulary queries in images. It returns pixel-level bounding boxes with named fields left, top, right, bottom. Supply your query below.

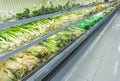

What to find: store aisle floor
left=50, top=9, right=120, bottom=81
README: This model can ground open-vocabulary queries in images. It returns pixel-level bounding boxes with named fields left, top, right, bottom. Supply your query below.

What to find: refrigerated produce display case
left=0, top=0, right=119, bottom=81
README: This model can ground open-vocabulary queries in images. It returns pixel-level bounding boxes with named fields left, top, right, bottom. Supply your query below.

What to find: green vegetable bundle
left=75, top=15, right=103, bottom=30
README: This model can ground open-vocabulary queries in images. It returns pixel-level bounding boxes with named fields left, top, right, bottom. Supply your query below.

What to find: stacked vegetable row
left=1, top=1, right=80, bottom=21
left=14, top=1, right=80, bottom=20
left=0, top=5, right=106, bottom=53
left=1, top=1, right=109, bottom=23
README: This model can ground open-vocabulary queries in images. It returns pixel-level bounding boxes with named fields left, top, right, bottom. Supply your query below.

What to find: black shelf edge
left=0, top=7, right=112, bottom=62
left=0, top=2, right=111, bottom=29
left=22, top=6, right=118, bottom=81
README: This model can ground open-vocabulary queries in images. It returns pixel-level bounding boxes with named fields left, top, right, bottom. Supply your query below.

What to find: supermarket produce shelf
left=0, top=7, right=109, bottom=62
left=22, top=7, right=118, bottom=81
left=0, top=2, right=111, bottom=29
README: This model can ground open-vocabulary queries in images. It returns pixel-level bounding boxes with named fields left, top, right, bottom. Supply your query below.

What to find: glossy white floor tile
left=63, top=55, right=101, bottom=81
left=103, top=29, right=120, bottom=66
left=93, top=61, right=120, bottom=81
left=93, top=10, right=120, bottom=81
left=50, top=67, right=88, bottom=81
